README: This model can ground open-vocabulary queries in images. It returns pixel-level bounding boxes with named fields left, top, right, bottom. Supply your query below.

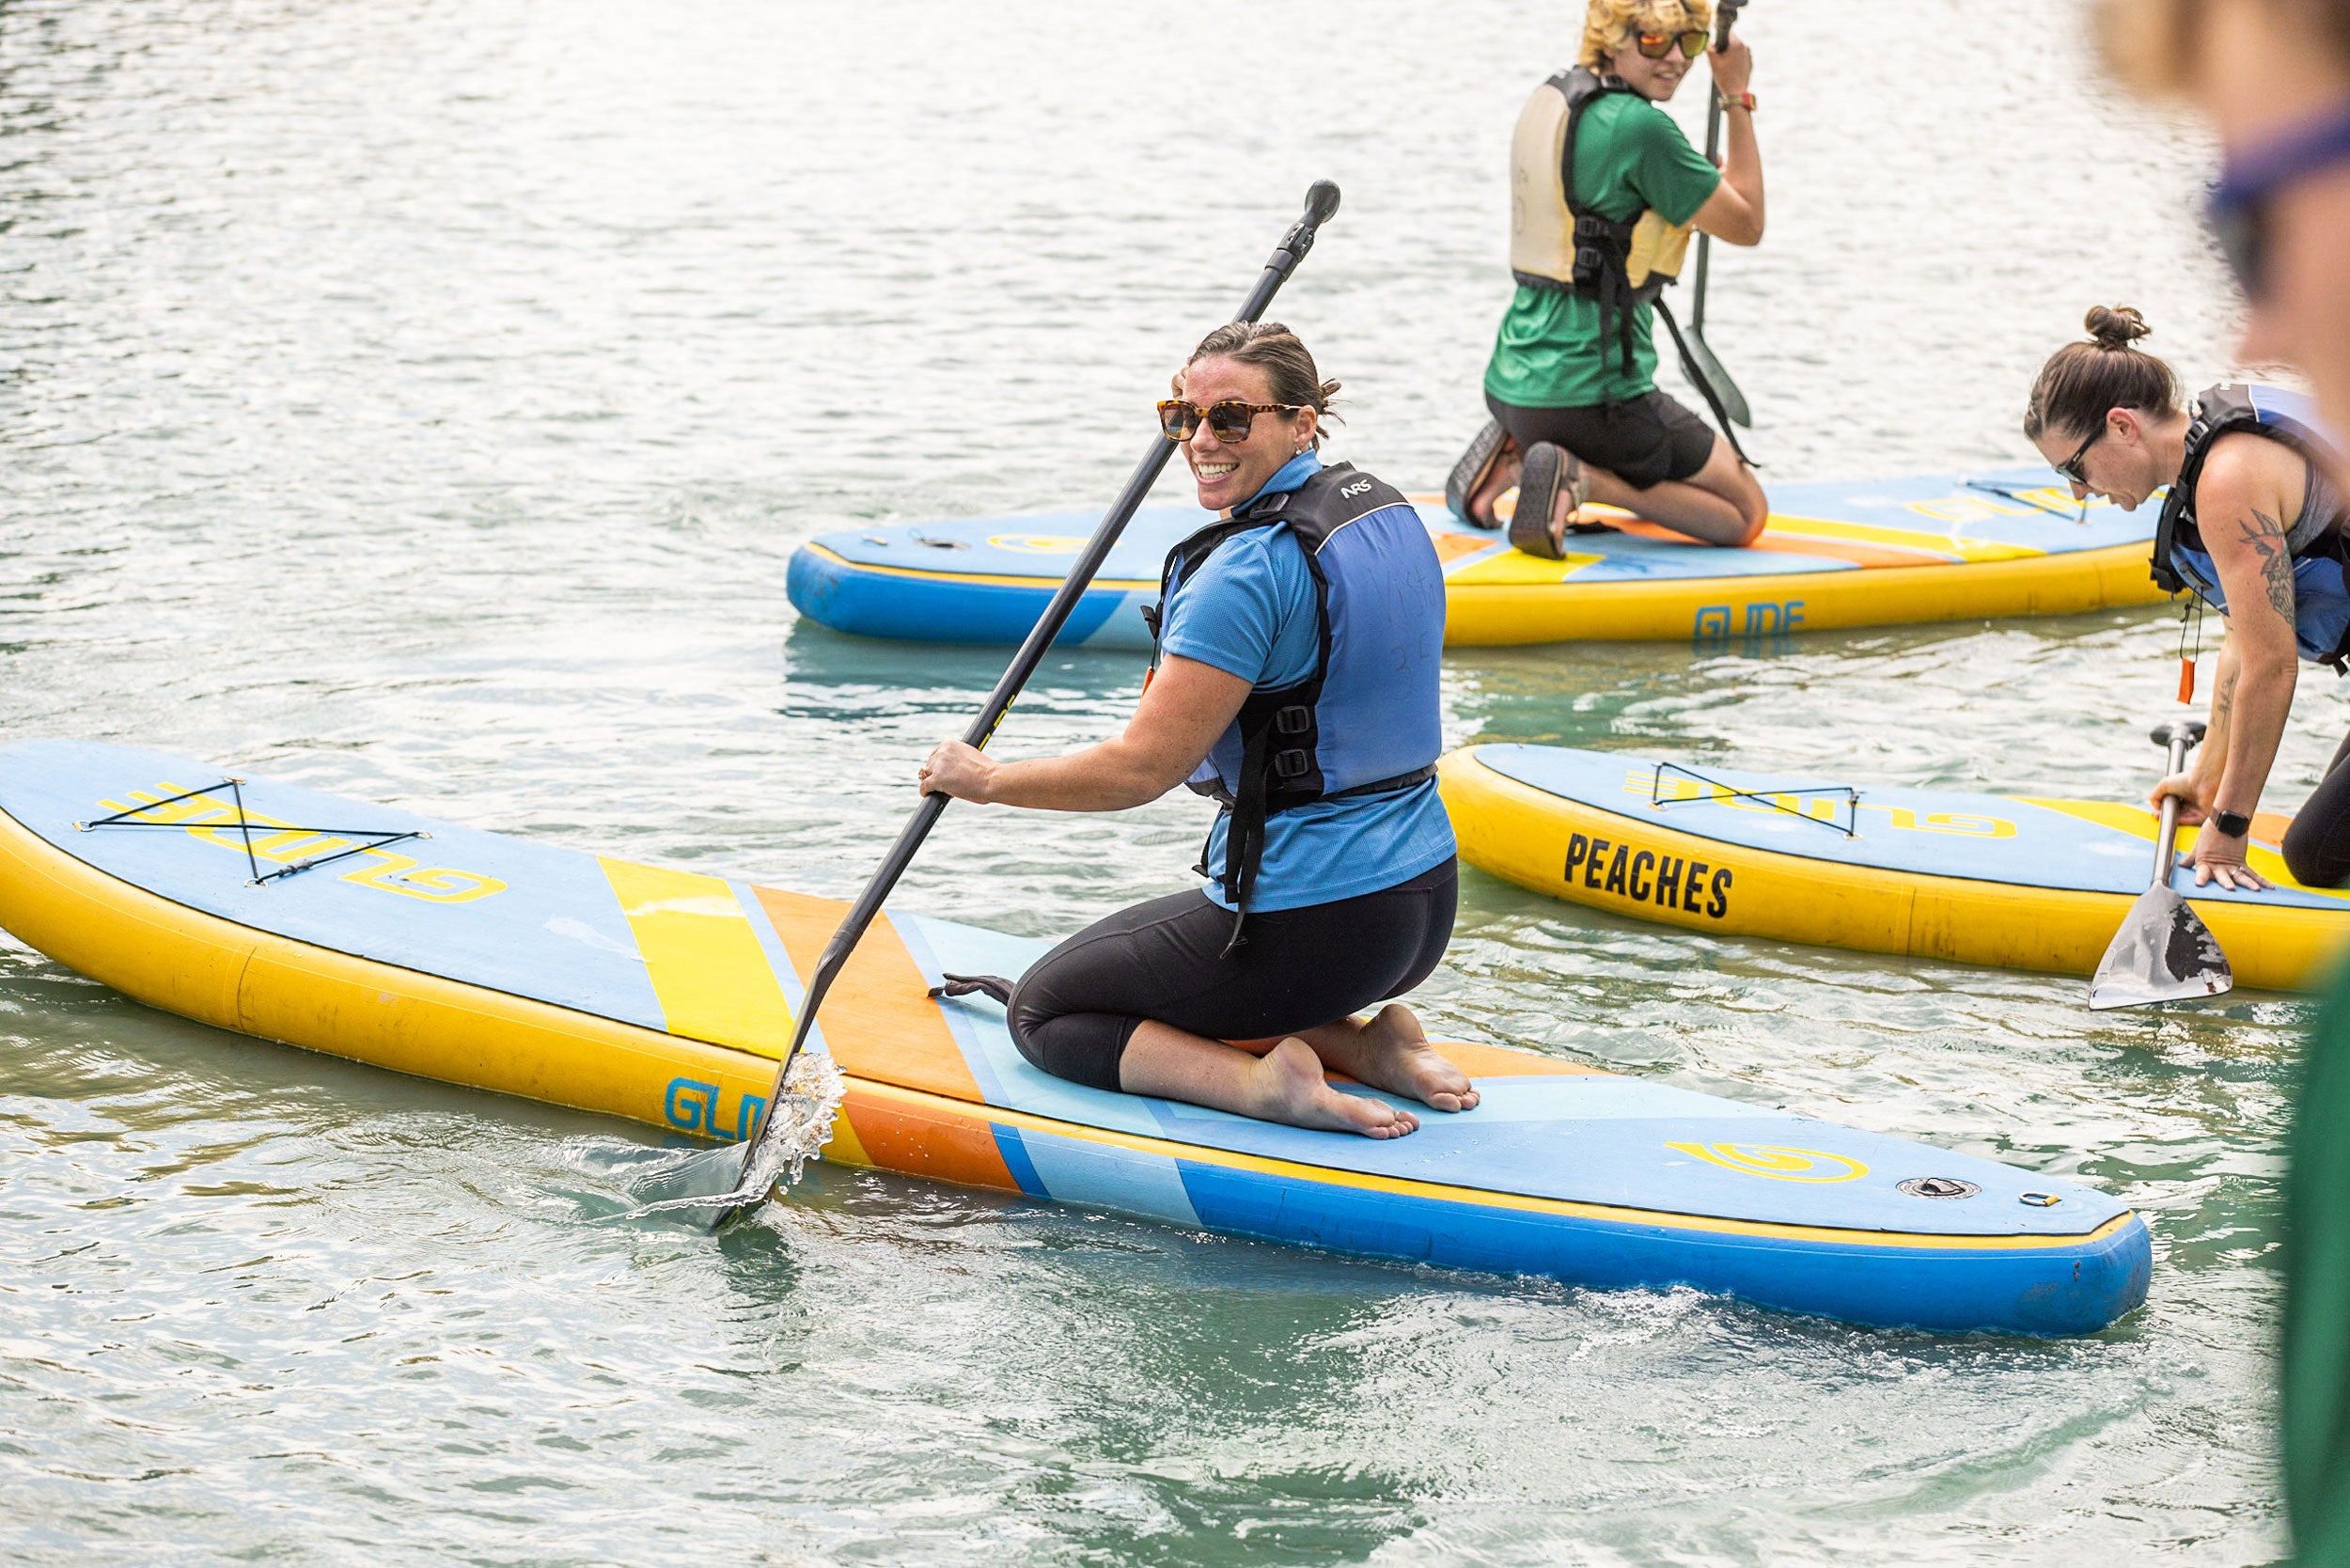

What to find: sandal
left=1508, top=442, right=1590, bottom=560
left=1445, top=419, right=1514, bottom=529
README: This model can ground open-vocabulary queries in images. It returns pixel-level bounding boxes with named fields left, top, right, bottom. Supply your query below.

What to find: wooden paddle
left=1680, top=0, right=1753, bottom=430
left=2089, top=720, right=2235, bottom=1010
left=701, top=181, right=1346, bottom=1228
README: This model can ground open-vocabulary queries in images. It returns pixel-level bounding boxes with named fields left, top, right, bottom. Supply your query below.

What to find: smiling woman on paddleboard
left=1449, top=0, right=1768, bottom=556
left=2026, top=304, right=2350, bottom=891
left=917, top=323, right=1471, bottom=1139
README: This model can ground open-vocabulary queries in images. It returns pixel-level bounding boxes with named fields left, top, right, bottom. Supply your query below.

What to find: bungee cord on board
left=75, top=778, right=428, bottom=887
left=1648, top=760, right=1860, bottom=837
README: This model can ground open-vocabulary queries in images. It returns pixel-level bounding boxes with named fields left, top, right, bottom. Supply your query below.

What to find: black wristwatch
left=2213, top=809, right=2252, bottom=839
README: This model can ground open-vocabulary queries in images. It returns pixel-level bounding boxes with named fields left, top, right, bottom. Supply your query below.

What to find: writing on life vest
left=1563, top=833, right=1731, bottom=917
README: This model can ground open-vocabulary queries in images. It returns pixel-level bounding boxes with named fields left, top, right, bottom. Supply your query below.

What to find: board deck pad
left=1474, top=744, right=2349, bottom=912
left=788, top=466, right=2154, bottom=648
left=0, top=740, right=2136, bottom=1245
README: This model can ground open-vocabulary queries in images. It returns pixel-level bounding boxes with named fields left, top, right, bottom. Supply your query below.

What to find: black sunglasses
left=2056, top=422, right=2105, bottom=485
left=2209, top=98, right=2350, bottom=301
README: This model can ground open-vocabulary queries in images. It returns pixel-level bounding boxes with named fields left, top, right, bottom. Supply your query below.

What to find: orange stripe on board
left=833, top=1083, right=1020, bottom=1191
left=752, top=885, right=985, bottom=1101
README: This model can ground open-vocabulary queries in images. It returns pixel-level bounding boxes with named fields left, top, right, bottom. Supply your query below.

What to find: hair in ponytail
left=2024, top=305, right=2182, bottom=444
left=1183, top=321, right=1343, bottom=449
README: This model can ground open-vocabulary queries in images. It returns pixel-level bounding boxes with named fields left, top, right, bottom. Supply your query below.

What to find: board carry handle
left=709, top=181, right=1345, bottom=1230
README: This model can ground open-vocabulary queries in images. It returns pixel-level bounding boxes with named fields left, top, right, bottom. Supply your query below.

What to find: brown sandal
left=1445, top=419, right=1514, bottom=529
left=1508, top=442, right=1590, bottom=559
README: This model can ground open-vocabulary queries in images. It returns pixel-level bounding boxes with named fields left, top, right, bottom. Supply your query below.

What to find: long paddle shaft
left=2147, top=726, right=2195, bottom=891
left=713, top=180, right=1346, bottom=1223
left=1682, top=0, right=1752, bottom=431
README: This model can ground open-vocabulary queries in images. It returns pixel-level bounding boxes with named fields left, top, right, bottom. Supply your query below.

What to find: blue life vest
left=2155, top=383, right=2350, bottom=666
left=1144, top=463, right=1446, bottom=937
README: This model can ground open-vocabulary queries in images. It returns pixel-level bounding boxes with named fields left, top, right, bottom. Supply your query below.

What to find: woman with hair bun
left=917, top=322, right=1474, bottom=1138
left=2026, top=304, right=2350, bottom=889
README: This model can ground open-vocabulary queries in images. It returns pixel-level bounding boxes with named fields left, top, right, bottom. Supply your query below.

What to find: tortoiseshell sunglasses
left=1157, top=399, right=1302, bottom=444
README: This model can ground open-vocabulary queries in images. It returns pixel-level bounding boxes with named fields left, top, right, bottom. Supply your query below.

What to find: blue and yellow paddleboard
left=788, top=468, right=2166, bottom=650
left=0, top=740, right=2149, bottom=1334
left=1442, top=744, right=2350, bottom=991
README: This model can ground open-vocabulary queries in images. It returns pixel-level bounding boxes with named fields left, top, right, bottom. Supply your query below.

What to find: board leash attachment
left=1649, top=760, right=1858, bottom=837
left=700, top=180, right=1350, bottom=1232
left=77, top=777, right=430, bottom=887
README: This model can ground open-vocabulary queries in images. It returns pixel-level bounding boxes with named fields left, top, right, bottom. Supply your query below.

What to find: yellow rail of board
left=1438, top=748, right=2350, bottom=991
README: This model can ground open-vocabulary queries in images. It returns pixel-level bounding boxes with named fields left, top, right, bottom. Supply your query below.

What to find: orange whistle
left=2179, top=658, right=2197, bottom=704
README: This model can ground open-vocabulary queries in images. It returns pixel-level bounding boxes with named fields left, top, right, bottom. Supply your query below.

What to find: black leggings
left=1006, top=859, right=1458, bottom=1092
left=2285, top=730, right=2350, bottom=887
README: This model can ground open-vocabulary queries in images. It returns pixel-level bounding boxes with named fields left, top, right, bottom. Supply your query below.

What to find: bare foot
left=1251, top=1038, right=1419, bottom=1139
left=1346, top=1004, right=1482, bottom=1113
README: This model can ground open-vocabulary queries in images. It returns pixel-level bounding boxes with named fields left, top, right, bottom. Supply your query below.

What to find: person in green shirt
left=1449, top=0, right=1769, bottom=554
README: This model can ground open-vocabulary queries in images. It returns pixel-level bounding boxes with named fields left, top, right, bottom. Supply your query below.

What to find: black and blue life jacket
left=1142, top=463, right=1446, bottom=947
left=2154, top=383, right=2350, bottom=668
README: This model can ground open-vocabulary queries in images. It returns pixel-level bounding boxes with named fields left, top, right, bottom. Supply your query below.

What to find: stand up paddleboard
left=0, top=741, right=2149, bottom=1334
left=1441, top=744, right=2350, bottom=990
left=787, top=468, right=2165, bottom=650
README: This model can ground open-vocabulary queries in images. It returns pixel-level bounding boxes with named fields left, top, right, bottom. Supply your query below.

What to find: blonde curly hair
left=1580, top=0, right=1715, bottom=71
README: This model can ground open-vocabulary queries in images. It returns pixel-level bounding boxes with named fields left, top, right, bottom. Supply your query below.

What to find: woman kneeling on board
left=1449, top=0, right=1767, bottom=555
left=2027, top=305, right=2350, bottom=890
left=917, top=323, right=1473, bottom=1138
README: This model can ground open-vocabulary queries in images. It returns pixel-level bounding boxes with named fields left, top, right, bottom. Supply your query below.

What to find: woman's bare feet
left=1343, top=1004, right=1481, bottom=1112
left=1251, top=1038, right=1419, bottom=1139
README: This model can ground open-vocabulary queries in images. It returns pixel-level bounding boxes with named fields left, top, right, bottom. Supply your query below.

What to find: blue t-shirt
left=1158, top=453, right=1456, bottom=912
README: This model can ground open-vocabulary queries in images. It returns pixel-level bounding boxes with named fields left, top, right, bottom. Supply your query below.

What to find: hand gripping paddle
left=2089, top=720, right=2235, bottom=1010
left=703, top=181, right=1346, bottom=1229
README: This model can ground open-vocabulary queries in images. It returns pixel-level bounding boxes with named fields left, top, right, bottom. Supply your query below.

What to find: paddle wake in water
left=618, top=1050, right=846, bottom=1222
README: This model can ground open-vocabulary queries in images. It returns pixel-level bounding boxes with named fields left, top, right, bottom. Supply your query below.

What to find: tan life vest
left=1508, top=67, right=1695, bottom=295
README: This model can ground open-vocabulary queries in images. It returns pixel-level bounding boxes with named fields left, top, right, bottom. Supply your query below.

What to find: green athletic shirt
left=2288, top=964, right=2350, bottom=1562
left=1483, top=90, right=1723, bottom=411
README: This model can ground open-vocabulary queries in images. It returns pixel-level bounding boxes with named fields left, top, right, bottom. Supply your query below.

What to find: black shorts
left=1485, top=387, right=1717, bottom=491
left=1006, top=859, right=1458, bottom=1092
left=2285, top=729, right=2350, bottom=887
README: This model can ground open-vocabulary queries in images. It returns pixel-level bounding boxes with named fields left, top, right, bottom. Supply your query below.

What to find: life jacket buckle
left=1274, top=704, right=1311, bottom=736
left=1273, top=748, right=1311, bottom=780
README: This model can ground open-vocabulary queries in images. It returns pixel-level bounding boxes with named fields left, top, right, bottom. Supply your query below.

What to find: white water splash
left=752, top=1048, right=846, bottom=1193
left=612, top=1051, right=846, bottom=1222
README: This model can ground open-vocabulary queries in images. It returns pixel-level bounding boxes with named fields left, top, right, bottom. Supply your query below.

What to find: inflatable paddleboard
left=0, top=740, right=2149, bottom=1334
left=1441, top=744, right=2350, bottom=990
left=787, top=468, right=2165, bottom=650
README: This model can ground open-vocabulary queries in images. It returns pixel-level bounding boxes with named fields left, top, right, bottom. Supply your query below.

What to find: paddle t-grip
left=1716, top=0, right=1747, bottom=50
left=1264, top=181, right=1341, bottom=283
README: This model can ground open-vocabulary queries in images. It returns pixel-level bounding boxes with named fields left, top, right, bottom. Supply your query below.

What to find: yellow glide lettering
left=1666, top=1142, right=1869, bottom=1183
left=985, top=533, right=1089, bottom=554
left=94, top=782, right=506, bottom=905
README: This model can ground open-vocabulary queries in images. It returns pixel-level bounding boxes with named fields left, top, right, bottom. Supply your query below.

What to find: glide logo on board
left=1562, top=832, right=1731, bottom=918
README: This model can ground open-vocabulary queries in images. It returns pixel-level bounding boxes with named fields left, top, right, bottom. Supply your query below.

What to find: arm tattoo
left=2235, top=508, right=2297, bottom=620
left=2214, top=666, right=2237, bottom=729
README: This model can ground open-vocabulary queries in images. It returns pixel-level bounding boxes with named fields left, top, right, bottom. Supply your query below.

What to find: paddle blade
left=2088, top=885, right=2233, bottom=1010
left=1678, top=332, right=1752, bottom=429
